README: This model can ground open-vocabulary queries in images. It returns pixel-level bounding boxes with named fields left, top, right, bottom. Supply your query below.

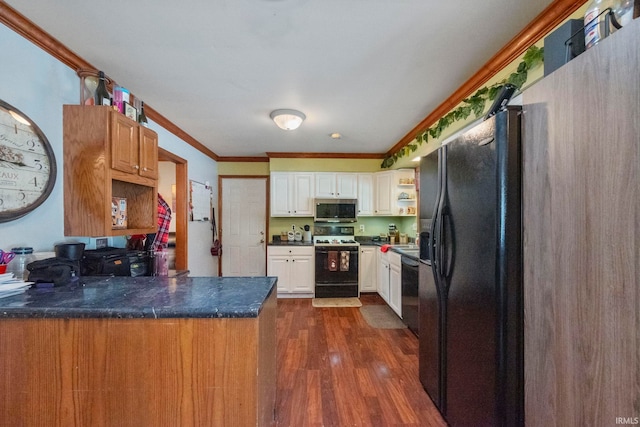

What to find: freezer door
left=419, top=150, right=440, bottom=222
left=442, top=107, right=522, bottom=426
left=418, top=259, right=444, bottom=412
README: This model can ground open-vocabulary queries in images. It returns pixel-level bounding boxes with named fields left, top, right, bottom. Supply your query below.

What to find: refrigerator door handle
left=441, top=211, right=454, bottom=280
left=435, top=213, right=444, bottom=277
left=433, top=147, right=447, bottom=279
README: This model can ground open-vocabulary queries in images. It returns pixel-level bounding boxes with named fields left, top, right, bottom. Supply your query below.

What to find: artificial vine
left=381, top=45, right=544, bottom=168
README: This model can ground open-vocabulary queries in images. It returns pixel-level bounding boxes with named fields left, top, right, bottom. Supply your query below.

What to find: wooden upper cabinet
left=111, top=114, right=158, bottom=179
left=63, top=105, right=158, bottom=237
left=139, top=127, right=158, bottom=179
left=111, top=113, right=139, bottom=175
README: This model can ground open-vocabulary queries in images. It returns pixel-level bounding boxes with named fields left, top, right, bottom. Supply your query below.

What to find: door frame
left=218, top=175, right=270, bottom=276
left=158, top=148, right=188, bottom=271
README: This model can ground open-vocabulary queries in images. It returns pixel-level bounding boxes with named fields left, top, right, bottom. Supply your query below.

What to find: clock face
left=0, top=100, right=57, bottom=222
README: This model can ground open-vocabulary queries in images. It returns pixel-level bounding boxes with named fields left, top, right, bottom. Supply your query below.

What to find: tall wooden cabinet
left=63, top=105, right=159, bottom=237
left=522, top=20, right=639, bottom=426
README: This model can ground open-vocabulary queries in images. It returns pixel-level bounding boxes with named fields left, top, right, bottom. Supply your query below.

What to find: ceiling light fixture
left=330, top=133, right=342, bottom=139
left=270, top=109, right=306, bottom=130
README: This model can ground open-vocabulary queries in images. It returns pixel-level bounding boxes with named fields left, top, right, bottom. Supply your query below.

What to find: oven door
left=314, top=246, right=359, bottom=283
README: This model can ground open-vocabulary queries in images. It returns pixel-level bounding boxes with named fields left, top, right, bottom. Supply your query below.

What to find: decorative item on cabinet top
left=76, top=68, right=148, bottom=126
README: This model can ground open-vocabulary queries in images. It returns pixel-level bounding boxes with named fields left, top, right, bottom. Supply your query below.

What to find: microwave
left=314, top=198, right=358, bottom=223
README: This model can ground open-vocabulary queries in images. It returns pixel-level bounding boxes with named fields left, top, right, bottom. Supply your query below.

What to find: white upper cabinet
left=271, top=169, right=415, bottom=217
left=315, top=173, right=358, bottom=198
left=357, top=173, right=374, bottom=216
left=374, top=171, right=394, bottom=215
left=374, top=169, right=417, bottom=216
left=270, top=172, right=315, bottom=217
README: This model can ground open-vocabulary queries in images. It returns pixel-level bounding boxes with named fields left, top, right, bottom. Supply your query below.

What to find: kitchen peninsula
left=0, top=276, right=277, bottom=427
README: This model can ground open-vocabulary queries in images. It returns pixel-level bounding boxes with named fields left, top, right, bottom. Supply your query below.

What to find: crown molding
left=0, top=2, right=220, bottom=162
left=387, top=0, right=587, bottom=156
left=266, top=152, right=385, bottom=159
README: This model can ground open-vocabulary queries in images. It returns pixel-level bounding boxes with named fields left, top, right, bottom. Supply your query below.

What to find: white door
left=221, top=178, right=267, bottom=276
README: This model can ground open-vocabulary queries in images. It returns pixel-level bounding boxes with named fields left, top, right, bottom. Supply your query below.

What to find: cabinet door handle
left=133, top=165, right=140, bottom=170
left=142, top=167, right=148, bottom=171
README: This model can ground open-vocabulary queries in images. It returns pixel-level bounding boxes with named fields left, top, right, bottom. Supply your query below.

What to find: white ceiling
left=7, top=0, right=555, bottom=158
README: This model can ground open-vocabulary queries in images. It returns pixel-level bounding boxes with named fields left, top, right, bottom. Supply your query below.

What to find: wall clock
left=0, top=100, right=57, bottom=222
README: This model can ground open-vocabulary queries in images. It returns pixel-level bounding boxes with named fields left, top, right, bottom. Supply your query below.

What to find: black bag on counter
left=27, top=258, right=78, bottom=286
left=81, top=247, right=150, bottom=277
left=81, top=247, right=131, bottom=276
left=128, top=250, right=150, bottom=277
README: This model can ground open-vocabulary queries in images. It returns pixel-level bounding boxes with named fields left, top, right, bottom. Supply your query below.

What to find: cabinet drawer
left=268, top=246, right=314, bottom=257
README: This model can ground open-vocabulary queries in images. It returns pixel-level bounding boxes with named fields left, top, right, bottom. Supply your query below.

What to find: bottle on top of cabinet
left=95, top=71, right=111, bottom=106
left=138, top=101, right=148, bottom=127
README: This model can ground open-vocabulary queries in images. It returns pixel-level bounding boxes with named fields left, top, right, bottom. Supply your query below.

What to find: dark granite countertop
left=0, top=276, right=276, bottom=319
left=268, top=240, right=314, bottom=246
left=356, top=239, right=420, bottom=260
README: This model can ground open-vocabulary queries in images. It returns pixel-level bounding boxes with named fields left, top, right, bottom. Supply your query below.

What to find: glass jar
left=7, top=247, right=35, bottom=281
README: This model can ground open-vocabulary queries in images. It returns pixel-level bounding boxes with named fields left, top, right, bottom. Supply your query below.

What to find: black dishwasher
left=401, top=255, right=420, bottom=337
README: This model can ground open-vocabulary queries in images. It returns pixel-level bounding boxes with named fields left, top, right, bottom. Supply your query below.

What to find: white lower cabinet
left=377, top=249, right=402, bottom=318
left=377, top=250, right=390, bottom=303
left=388, top=251, right=402, bottom=317
left=359, top=246, right=378, bottom=292
left=267, top=246, right=314, bottom=296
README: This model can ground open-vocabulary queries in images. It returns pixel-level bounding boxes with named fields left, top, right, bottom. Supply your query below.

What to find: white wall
left=152, top=124, right=219, bottom=277
left=0, top=24, right=219, bottom=276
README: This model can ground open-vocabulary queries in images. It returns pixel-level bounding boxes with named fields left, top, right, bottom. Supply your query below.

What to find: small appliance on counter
left=55, top=242, right=85, bottom=278
left=303, top=224, right=312, bottom=242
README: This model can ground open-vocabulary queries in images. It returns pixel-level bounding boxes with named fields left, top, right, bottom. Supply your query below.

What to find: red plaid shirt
left=152, top=193, right=172, bottom=250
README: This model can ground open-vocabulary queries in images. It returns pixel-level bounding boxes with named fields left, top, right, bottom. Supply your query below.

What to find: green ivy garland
left=381, top=45, right=544, bottom=168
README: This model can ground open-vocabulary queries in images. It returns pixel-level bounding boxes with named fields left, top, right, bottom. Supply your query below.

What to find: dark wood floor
left=275, top=294, right=447, bottom=427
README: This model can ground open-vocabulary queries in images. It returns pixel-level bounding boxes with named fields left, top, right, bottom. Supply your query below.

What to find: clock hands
left=0, top=158, right=29, bottom=168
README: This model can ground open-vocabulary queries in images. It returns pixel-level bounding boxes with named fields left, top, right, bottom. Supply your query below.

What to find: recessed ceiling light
left=330, top=133, right=342, bottom=139
left=412, top=156, right=421, bottom=162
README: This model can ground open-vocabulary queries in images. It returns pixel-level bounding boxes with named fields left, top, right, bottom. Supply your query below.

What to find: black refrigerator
left=418, top=107, right=523, bottom=427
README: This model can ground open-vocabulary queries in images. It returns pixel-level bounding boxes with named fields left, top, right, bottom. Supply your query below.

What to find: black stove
left=313, top=225, right=359, bottom=298
left=315, top=239, right=357, bottom=245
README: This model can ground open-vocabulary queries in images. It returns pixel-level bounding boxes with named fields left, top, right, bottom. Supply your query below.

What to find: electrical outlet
left=359, top=224, right=365, bottom=232
left=96, top=238, right=108, bottom=249
left=412, top=222, right=417, bottom=231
